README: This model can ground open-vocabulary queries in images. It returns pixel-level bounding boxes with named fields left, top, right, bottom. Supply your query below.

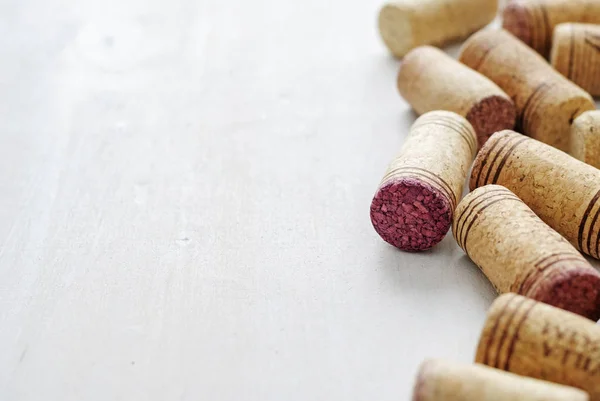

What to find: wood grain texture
left=0, top=2, right=596, bottom=401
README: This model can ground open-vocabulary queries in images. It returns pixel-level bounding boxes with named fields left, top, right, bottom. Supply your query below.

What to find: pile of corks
left=372, top=0, right=600, bottom=399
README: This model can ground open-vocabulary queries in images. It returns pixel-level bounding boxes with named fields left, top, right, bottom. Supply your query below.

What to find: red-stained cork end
left=467, top=96, right=517, bottom=149
left=502, top=1, right=533, bottom=47
left=370, top=177, right=452, bottom=252
left=530, top=267, right=600, bottom=321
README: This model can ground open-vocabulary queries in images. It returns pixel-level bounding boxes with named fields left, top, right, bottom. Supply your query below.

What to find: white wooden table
left=0, top=1, right=598, bottom=400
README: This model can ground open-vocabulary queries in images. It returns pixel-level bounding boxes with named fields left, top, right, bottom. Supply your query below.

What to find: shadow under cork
left=375, top=232, right=497, bottom=304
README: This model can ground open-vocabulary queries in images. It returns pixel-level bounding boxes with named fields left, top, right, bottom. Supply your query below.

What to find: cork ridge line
left=521, top=257, right=590, bottom=297
left=501, top=300, right=537, bottom=371
left=474, top=134, right=509, bottom=188
left=492, top=137, right=529, bottom=184
left=516, top=252, right=577, bottom=294
left=483, top=134, right=517, bottom=186
left=416, top=118, right=476, bottom=156
left=586, top=198, right=600, bottom=257
left=454, top=188, right=511, bottom=248
left=490, top=295, right=529, bottom=369
left=578, top=189, right=600, bottom=252
left=462, top=196, right=522, bottom=255
left=481, top=293, right=518, bottom=366
left=382, top=166, right=456, bottom=207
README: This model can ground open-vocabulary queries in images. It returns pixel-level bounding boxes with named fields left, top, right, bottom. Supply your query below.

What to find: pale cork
left=378, top=0, right=498, bottom=58
left=476, top=293, right=600, bottom=400
left=471, top=130, right=600, bottom=259
left=551, top=23, right=600, bottom=97
left=572, top=111, right=600, bottom=169
left=413, top=359, right=589, bottom=401
left=459, top=29, right=595, bottom=152
left=503, top=0, right=600, bottom=58
left=398, top=46, right=516, bottom=148
left=453, top=185, right=600, bottom=320
left=370, top=111, right=476, bottom=251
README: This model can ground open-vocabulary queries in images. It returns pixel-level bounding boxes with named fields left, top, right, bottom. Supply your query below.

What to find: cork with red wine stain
left=476, top=294, right=600, bottom=400
left=470, top=130, right=600, bottom=261
left=453, top=185, right=600, bottom=321
left=398, top=46, right=516, bottom=149
left=503, top=0, right=600, bottom=58
left=459, top=29, right=594, bottom=152
left=370, top=111, right=476, bottom=251
left=412, top=359, right=587, bottom=401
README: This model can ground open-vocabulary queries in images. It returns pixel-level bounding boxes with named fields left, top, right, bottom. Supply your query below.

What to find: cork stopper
left=551, top=23, right=600, bottom=97
left=398, top=46, right=516, bottom=148
left=503, top=0, right=600, bottom=58
left=378, top=0, right=498, bottom=58
left=413, top=359, right=589, bottom=401
left=476, top=293, right=600, bottom=400
left=460, top=30, right=596, bottom=151
left=370, top=111, right=476, bottom=251
left=453, top=185, right=600, bottom=320
left=572, top=111, right=600, bottom=169
left=459, top=29, right=595, bottom=152
left=470, top=130, right=600, bottom=260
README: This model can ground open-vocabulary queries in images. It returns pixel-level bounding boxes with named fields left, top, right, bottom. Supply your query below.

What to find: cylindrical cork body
left=471, top=130, right=600, bottom=260
left=459, top=29, right=595, bottom=152
left=370, top=111, right=476, bottom=251
left=572, top=111, right=600, bottom=169
left=453, top=185, right=600, bottom=320
left=551, top=23, right=600, bottom=96
left=503, top=0, right=600, bottom=58
left=378, top=0, right=498, bottom=58
left=398, top=46, right=516, bottom=148
left=476, top=293, right=600, bottom=400
left=413, top=359, right=589, bottom=401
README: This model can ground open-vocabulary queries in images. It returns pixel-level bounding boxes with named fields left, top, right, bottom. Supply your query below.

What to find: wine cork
left=572, top=111, right=600, bottom=169
left=476, top=293, right=600, bottom=400
left=551, top=23, right=600, bottom=96
left=370, top=111, right=476, bottom=251
left=378, top=0, right=498, bottom=58
left=503, top=0, right=600, bottom=58
left=470, top=130, right=600, bottom=260
left=459, top=29, right=595, bottom=152
left=413, top=359, right=589, bottom=401
left=398, top=46, right=516, bottom=148
left=453, top=185, right=600, bottom=320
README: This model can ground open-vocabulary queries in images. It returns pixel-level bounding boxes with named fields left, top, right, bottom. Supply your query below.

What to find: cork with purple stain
left=370, top=111, right=477, bottom=251
left=453, top=185, right=600, bottom=321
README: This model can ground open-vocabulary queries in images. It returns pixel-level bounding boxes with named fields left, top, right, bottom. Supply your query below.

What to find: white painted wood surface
left=0, top=1, right=598, bottom=400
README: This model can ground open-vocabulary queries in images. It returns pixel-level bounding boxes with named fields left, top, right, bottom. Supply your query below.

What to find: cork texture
left=476, top=293, right=600, bottom=400
left=378, top=0, right=498, bottom=58
left=572, top=111, right=600, bottom=169
left=503, top=0, right=600, bottom=58
left=413, top=359, right=589, bottom=401
left=398, top=46, right=516, bottom=148
left=470, top=130, right=600, bottom=259
left=370, top=111, right=476, bottom=251
left=551, top=23, right=600, bottom=97
left=459, top=29, right=595, bottom=152
left=453, top=185, right=600, bottom=320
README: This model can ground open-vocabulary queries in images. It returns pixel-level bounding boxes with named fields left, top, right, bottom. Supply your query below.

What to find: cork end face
left=534, top=268, right=600, bottom=322
left=502, top=1, right=533, bottom=48
left=466, top=96, right=517, bottom=149
left=378, top=4, right=414, bottom=58
left=370, top=177, right=452, bottom=252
